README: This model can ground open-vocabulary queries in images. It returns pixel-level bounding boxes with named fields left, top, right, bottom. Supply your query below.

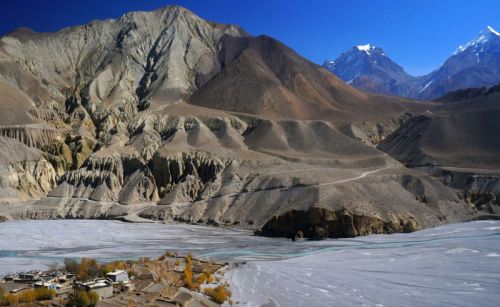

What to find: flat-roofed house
left=16, top=271, right=42, bottom=282
left=75, top=279, right=113, bottom=299
left=33, top=281, right=63, bottom=292
left=106, top=270, right=129, bottom=283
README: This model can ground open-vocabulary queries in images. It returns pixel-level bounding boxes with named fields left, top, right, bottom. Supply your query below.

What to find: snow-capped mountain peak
left=323, top=26, right=500, bottom=100
left=354, top=44, right=386, bottom=57
left=453, top=26, right=500, bottom=55
left=356, top=44, right=374, bottom=54
left=322, top=44, right=412, bottom=96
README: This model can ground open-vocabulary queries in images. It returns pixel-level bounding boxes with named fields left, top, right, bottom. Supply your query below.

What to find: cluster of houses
left=1, top=269, right=131, bottom=300
left=2, top=270, right=69, bottom=294
left=74, top=270, right=132, bottom=299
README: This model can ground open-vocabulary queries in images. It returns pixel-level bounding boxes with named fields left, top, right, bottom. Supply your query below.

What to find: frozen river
left=1, top=220, right=499, bottom=306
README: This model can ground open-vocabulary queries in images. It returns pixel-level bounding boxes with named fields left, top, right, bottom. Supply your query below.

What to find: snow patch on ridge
left=419, top=80, right=434, bottom=93
left=357, top=44, right=374, bottom=55
left=487, top=25, right=500, bottom=36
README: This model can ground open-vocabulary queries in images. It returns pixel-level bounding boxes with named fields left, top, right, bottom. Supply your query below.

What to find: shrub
left=202, top=270, right=214, bottom=283
left=87, top=291, right=99, bottom=306
left=127, top=268, right=138, bottom=279
left=112, top=260, right=128, bottom=270
left=204, top=285, right=231, bottom=304
left=66, top=291, right=91, bottom=307
left=2, top=293, right=19, bottom=306
left=101, top=263, right=115, bottom=275
left=34, top=288, right=56, bottom=300
left=0, top=287, right=6, bottom=306
left=17, top=289, right=36, bottom=303
left=183, top=256, right=196, bottom=290
left=195, top=273, right=207, bottom=285
left=0, top=288, right=56, bottom=306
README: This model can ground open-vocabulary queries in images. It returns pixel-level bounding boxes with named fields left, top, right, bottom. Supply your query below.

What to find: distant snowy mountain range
left=323, top=26, right=500, bottom=100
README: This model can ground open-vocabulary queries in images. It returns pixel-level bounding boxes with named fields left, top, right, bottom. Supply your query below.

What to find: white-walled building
left=106, top=270, right=129, bottom=283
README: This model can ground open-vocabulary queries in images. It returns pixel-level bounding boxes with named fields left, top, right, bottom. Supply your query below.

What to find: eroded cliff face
left=0, top=124, right=59, bottom=148
left=0, top=137, right=57, bottom=201
left=150, top=150, right=225, bottom=200
left=416, top=166, right=500, bottom=215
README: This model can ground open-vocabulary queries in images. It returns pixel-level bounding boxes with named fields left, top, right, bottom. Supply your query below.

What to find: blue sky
left=1, top=0, right=499, bottom=75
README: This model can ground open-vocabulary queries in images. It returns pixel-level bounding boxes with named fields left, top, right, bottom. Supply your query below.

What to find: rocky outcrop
left=416, top=166, right=500, bottom=214
left=259, top=207, right=419, bottom=240
left=48, top=145, right=226, bottom=205
left=42, top=136, right=97, bottom=177
left=0, top=136, right=57, bottom=200
left=378, top=89, right=500, bottom=218
left=339, top=112, right=413, bottom=146
left=150, top=150, right=225, bottom=201
left=50, top=153, right=159, bottom=204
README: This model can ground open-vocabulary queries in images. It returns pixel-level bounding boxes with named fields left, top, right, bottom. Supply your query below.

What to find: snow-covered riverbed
left=1, top=220, right=499, bottom=306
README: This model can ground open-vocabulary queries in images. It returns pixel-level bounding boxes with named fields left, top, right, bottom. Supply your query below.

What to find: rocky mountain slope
left=379, top=84, right=500, bottom=214
left=324, top=26, right=500, bottom=100
left=0, top=6, right=483, bottom=238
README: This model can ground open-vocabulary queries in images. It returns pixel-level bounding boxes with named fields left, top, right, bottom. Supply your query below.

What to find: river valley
left=1, top=220, right=499, bottom=306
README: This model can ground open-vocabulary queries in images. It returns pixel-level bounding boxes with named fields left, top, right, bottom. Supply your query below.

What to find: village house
left=33, top=281, right=64, bottom=292
left=47, top=270, right=64, bottom=279
left=16, top=271, right=42, bottom=282
left=74, top=279, right=113, bottom=299
left=106, top=270, right=129, bottom=284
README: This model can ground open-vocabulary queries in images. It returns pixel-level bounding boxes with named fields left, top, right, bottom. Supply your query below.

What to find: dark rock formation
left=260, top=207, right=419, bottom=240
